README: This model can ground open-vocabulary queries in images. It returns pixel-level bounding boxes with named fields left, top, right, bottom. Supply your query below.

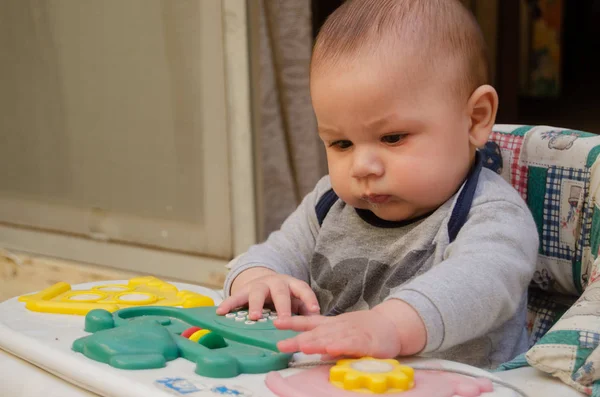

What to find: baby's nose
left=350, top=149, right=384, bottom=178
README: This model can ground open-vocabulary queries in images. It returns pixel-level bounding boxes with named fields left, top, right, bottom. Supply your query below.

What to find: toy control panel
left=73, top=305, right=299, bottom=378
left=8, top=279, right=517, bottom=397
left=73, top=306, right=505, bottom=395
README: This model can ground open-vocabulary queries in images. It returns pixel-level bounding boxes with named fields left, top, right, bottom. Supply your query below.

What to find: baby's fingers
left=268, top=280, right=293, bottom=318
left=274, top=314, right=328, bottom=331
left=216, top=293, right=249, bottom=315
left=276, top=321, right=337, bottom=354
left=291, top=298, right=321, bottom=316
left=277, top=321, right=369, bottom=357
left=288, top=280, right=320, bottom=314
left=247, top=283, right=270, bottom=320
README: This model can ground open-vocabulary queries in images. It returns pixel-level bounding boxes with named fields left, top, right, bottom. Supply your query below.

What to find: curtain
left=256, top=0, right=327, bottom=239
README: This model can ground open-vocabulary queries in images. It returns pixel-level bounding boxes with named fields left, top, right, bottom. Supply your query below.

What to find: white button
left=262, top=309, right=271, bottom=314
left=258, top=318, right=267, bottom=322
left=268, top=315, right=278, bottom=320
left=237, top=311, right=248, bottom=316
left=235, top=316, right=246, bottom=322
left=225, top=313, right=236, bottom=319
left=245, top=320, right=256, bottom=325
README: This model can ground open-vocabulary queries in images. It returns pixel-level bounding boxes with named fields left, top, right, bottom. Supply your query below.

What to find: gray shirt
left=225, top=160, right=539, bottom=368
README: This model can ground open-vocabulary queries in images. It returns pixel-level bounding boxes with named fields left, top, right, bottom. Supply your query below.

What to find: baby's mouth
left=361, top=194, right=391, bottom=204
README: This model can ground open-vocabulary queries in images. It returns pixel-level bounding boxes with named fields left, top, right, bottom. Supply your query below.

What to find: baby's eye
left=381, top=134, right=405, bottom=144
left=329, top=140, right=353, bottom=150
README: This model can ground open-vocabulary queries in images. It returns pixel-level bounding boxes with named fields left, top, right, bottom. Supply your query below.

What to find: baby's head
left=311, top=0, right=498, bottom=222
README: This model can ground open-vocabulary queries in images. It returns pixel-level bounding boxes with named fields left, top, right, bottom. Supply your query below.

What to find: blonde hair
left=312, top=0, right=489, bottom=99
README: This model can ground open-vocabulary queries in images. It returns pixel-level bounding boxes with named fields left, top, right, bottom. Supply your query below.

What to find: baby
left=218, top=0, right=539, bottom=369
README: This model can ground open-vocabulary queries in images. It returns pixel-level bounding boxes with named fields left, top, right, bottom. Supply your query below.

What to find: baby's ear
left=467, top=85, right=499, bottom=148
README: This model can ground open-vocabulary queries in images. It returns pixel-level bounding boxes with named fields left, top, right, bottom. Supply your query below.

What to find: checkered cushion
left=526, top=281, right=600, bottom=395
left=490, top=125, right=600, bottom=297
left=542, top=166, right=589, bottom=261
left=491, top=125, right=600, bottom=395
left=579, top=331, right=600, bottom=349
left=526, top=288, right=572, bottom=347
left=489, top=129, right=529, bottom=201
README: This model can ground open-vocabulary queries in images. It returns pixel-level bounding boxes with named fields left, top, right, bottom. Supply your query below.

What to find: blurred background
left=1, top=0, right=598, bottom=301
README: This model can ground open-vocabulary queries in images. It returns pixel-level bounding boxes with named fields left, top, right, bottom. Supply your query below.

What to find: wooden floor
left=0, top=250, right=141, bottom=302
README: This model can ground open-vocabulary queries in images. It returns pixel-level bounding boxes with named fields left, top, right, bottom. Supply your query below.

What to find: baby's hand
left=216, top=272, right=320, bottom=320
left=274, top=300, right=426, bottom=358
left=274, top=310, right=402, bottom=358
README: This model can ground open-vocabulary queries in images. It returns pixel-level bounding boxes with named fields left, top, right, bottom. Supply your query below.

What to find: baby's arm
left=276, top=198, right=538, bottom=357
left=387, top=199, right=538, bottom=354
left=218, top=177, right=332, bottom=319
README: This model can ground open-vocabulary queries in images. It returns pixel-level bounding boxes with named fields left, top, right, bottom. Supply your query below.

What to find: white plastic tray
left=0, top=281, right=527, bottom=397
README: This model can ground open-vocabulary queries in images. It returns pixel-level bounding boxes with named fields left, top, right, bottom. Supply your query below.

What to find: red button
left=181, top=326, right=203, bottom=338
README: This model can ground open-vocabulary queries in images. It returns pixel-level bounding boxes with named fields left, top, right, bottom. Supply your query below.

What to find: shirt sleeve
left=223, top=176, right=331, bottom=297
left=389, top=199, right=539, bottom=353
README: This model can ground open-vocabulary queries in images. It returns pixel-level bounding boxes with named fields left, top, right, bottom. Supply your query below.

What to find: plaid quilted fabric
left=529, top=307, right=556, bottom=347
left=493, top=125, right=600, bottom=397
left=525, top=281, right=600, bottom=396
left=578, top=192, right=594, bottom=267
left=542, top=166, right=589, bottom=260
left=527, top=289, right=571, bottom=347
left=579, top=331, right=600, bottom=349
left=489, top=131, right=528, bottom=201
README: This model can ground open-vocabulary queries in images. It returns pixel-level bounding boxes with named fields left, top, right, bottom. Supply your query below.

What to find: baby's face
left=312, top=58, right=475, bottom=221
